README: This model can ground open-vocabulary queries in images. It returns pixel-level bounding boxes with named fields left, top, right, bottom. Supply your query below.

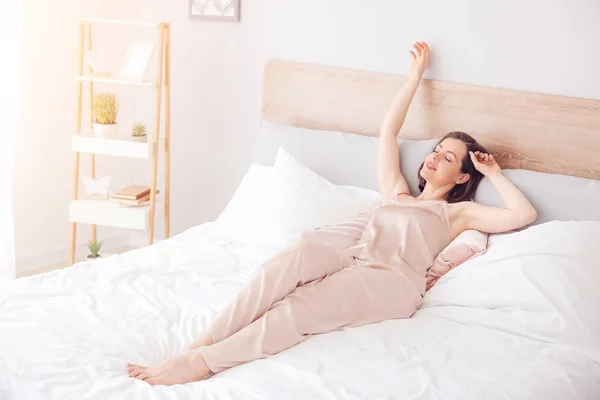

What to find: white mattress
left=1, top=221, right=599, bottom=400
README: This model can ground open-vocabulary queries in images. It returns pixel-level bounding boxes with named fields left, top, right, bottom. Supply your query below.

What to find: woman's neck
left=417, top=182, right=452, bottom=201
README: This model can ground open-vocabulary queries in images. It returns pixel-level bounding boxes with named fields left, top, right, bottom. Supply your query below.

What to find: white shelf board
left=72, top=136, right=150, bottom=159
left=80, top=18, right=163, bottom=28
left=69, top=200, right=158, bottom=230
left=75, top=76, right=156, bottom=87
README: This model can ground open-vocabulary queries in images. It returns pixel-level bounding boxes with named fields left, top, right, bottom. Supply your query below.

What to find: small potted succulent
left=92, top=93, right=119, bottom=139
left=86, top=240, right=103, bottom=259
left=131, top=122, right=147, bottom=142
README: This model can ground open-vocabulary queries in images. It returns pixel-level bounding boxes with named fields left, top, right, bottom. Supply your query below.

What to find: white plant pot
left=93, top=123, right=118, bottom=139
left=86, top=252, right=111, bottom=260
left=132, top=136, right=147, bottom=143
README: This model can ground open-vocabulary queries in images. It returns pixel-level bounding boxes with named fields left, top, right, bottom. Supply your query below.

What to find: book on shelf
left=117, top=200, right=151, bottom=208
left=110, top=190, right=160, bottom=207
left=112, top=185, right=154, bottom=200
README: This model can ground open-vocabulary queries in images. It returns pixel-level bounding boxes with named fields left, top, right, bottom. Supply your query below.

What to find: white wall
left=129, top=0, right=600, bottom=237
left=127, top=0, right=268, bottom=243
left=14, top=0, right=600, bottom=271
left=266, top=1, right=600, bottom=98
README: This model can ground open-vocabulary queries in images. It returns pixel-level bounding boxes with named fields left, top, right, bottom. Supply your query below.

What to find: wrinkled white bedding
left=1, top=221, right=599, bottom=400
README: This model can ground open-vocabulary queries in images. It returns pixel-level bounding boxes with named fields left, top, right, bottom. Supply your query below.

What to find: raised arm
left=457, top=152, right=537, bottom=233
left=379, top=42, right=430, bottom=202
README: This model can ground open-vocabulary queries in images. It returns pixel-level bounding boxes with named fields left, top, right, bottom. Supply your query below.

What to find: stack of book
left=110, top=185, right=159, bottom=207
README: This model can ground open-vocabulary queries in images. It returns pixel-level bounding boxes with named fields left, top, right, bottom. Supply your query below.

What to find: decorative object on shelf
left=189, top=0, right=240, bottom=22
left=118, top=40, right=156, bottom=82
left=92, top=93, right=119, bottom=139
left=86, top=240, right=103, bottom=259
left=85, top=49, right=119, bottom=77
left=131, top=122, right=147, bottom=142
left=81, top=174, right=111, bottom=199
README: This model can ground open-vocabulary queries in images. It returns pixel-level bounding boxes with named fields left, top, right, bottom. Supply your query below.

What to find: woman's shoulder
left=446, top=200, right=484, bottom=233
left=446, top=199, right=476, bottom=216
left=390, top=192, right=415, bottom=202
left=447, top=199, right=478, bottom=208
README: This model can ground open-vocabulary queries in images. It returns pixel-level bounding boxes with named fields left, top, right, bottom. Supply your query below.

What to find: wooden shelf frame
left=69, top=19, right=171, bottom=265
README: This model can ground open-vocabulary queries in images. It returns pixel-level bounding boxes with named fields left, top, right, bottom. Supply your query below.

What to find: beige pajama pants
left=195, top=240, right=423, bottom=373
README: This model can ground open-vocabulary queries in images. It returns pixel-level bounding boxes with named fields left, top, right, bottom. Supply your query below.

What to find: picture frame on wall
left=189, top=0, right=241, bottom=22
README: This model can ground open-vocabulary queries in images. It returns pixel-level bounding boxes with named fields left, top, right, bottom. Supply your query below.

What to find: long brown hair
left=418, top=131, right=489, bottom=203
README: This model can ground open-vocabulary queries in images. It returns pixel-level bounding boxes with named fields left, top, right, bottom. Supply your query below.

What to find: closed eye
left=434, top=146, right=453, bottom=162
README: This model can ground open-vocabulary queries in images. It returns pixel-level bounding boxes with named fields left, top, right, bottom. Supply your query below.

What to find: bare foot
left=126, top=350, right=211, bottom=386
left=186, top=332, right=214, bottom=351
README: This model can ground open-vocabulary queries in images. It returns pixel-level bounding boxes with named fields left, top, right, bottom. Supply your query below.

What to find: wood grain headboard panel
left=262, top=60, right=600, bottom=180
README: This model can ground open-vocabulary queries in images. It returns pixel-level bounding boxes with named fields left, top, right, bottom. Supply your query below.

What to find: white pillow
left=422, top=221, right=600, bottom=364
left=474, top=169, right=600, bottom=224
left=253, top=120, right=438, bottom=194
left=273, top=146, right=382, bottom=208
left=215, top=161, right=379, bottom=249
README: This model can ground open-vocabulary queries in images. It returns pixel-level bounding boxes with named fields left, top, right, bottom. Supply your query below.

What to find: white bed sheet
left=1, top=221, right=599, bottom=400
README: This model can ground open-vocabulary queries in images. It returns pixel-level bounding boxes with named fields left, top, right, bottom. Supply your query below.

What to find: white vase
left=132, top=136, right=147, bottom=143
left=93, top=123, right=118, bottom=139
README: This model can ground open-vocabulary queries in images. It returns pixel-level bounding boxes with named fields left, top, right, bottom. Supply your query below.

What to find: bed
left=1, top=60, right=600, bottom=400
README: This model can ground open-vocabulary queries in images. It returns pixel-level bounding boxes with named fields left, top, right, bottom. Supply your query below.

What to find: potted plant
left=92, top=93, right=119, bottom=139
left=86, top=240, right=103, bottom=259
left=131, top=122, right=147, bottom=142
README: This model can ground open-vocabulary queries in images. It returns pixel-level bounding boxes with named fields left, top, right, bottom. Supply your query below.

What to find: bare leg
left=126, top=350, right=211, bottom=386
left=186, top=240, right=352, bottom=350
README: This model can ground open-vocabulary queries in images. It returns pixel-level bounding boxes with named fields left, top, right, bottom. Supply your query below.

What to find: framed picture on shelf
left=118, top=41, right=156, bottom=82
left=189, top=0, right=240, bottom=22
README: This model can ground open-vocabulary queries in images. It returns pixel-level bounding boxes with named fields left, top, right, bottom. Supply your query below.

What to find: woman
left=126, top=41, right=536, bottom=385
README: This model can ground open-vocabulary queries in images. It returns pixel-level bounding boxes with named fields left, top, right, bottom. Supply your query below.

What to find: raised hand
left=409, top=41, right=430, bottom=80
left=469, top=151, right=502, bottom=177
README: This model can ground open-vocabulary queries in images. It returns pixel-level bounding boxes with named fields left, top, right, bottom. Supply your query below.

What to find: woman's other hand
left=409, top=41, right=430, bottom=80
left=469, top=151, right=502, bottom=177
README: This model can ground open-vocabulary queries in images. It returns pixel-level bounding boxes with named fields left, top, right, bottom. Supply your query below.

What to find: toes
left=126, top=363, right=152, bottom=379
left=132, top=369, right=146, bottom=378
left=138, top=374, right=148, bottom=380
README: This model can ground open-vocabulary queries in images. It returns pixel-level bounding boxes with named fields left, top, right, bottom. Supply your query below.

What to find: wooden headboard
left=262, top=60, right=600, bottom=180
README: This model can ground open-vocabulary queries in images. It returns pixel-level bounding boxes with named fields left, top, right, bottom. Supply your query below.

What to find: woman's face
left=420, top=138, right=470, bottom=187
